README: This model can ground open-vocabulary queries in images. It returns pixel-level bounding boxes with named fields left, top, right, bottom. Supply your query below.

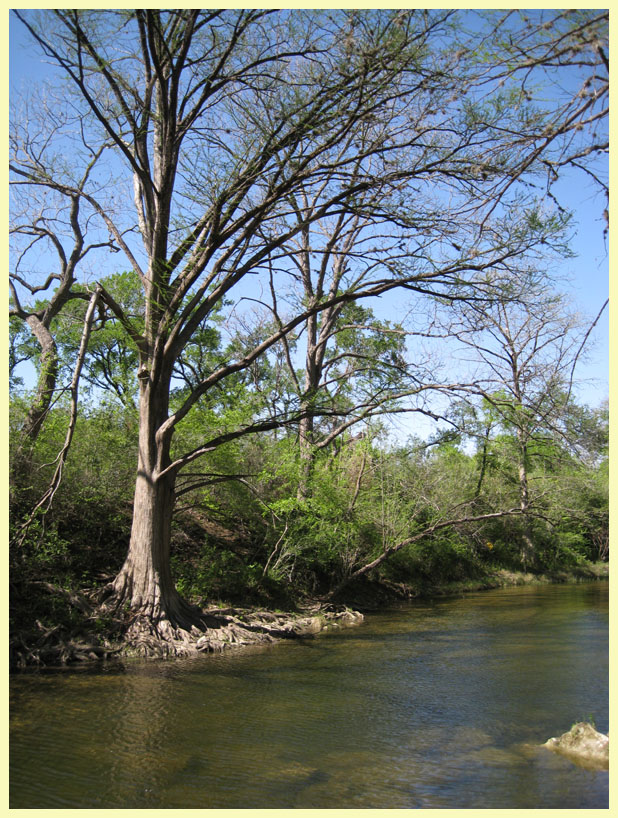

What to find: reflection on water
left=10, top=582, right=608, bottom=808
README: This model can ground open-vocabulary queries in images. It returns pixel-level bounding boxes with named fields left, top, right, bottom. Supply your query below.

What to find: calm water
left=10, top=582, right=608, bottom=809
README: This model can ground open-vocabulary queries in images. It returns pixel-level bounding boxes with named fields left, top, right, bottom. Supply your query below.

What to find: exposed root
left=92, top=604, right=364, bottom=660
left=10, top=618, right=121, bottom=669
left=122, top=615, right=205, bottom=658
left=121, top=610, right=290, bottom=659
left=11, top=585, right=365, bottom=667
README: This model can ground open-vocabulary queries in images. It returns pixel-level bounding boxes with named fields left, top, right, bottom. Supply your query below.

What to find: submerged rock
left=544, top=722, right=609, bottom=770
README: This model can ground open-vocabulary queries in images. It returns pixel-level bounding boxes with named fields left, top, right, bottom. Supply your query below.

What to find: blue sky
left=9, top=11, right=609, bottom=423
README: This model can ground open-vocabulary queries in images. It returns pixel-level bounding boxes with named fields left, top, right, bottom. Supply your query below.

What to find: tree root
left=10, top=619, right=121, bottom=669
left=11, top=590, right=364, bottom=667
left=90, top=604, right=364, bottom=661
left=10, top=579, right=127, bottom=669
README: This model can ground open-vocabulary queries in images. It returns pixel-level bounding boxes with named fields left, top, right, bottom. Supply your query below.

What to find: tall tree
left=266, top=195, right=439, bottom=500
left=442, top=280, right=598, bottom=567
left=10, top=9, right=595, bottom=648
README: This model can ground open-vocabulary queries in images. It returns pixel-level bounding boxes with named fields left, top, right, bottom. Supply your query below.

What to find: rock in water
left=544, top=722, right=609, bottom=770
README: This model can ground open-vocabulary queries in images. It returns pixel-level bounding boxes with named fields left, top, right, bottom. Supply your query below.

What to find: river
left=9, top=581, right=608, bottom=809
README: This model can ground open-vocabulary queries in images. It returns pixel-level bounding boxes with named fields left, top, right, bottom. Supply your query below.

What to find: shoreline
left=330, top=562, right=609, bottom=611
left=10, top=563, right=608, bottom=670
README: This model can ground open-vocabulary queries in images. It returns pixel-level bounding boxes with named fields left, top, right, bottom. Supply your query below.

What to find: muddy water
left=10, top=582, right=608, bottom=808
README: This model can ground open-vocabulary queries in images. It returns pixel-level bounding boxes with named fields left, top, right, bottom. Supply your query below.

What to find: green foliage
left=412, top=534, right=481, bottom=584
left=10, top=394, right=135, bottom=592
left=573, top=715, right=596, bottom=730
left=172, top=542, right=263, bottom=603
left=10, top=366, right=608, bottom=617
left=56, top=273, right=143, bottom=408
left=12, top=516, right=73, bottom=583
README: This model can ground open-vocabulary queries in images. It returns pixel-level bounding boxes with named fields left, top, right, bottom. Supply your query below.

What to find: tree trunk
left=517, top=431, right=535, bottom=569
left=297, top=409, right=315, bottom=501
left=474, top=424, right=491, bottom=498
left=296, top=311, right=323, bottom=501
left=110, top=371, right=206, bottom=644
left=21, top=316, right=59, bottom=444
left=113, top=471, right=183, bottom=620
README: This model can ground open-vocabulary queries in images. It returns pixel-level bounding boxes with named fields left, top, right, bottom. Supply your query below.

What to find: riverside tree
left=263, top=187, right=446, bottom=501
left=438, top=278, right=605, bottom=567
left=9, top=9, right=602, bottom=650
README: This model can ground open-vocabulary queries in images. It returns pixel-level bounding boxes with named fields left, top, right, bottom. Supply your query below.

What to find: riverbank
left=9, top=590, right=365, bottom=669
left=330, top=561, right=609, bottom=610
left=9, top=562, right=608, bottom=669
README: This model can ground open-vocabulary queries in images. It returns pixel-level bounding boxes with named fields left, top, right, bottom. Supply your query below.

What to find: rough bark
left=110, top=364, right=208, bottom=644
left=112, top=473, right=181, bottom=618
